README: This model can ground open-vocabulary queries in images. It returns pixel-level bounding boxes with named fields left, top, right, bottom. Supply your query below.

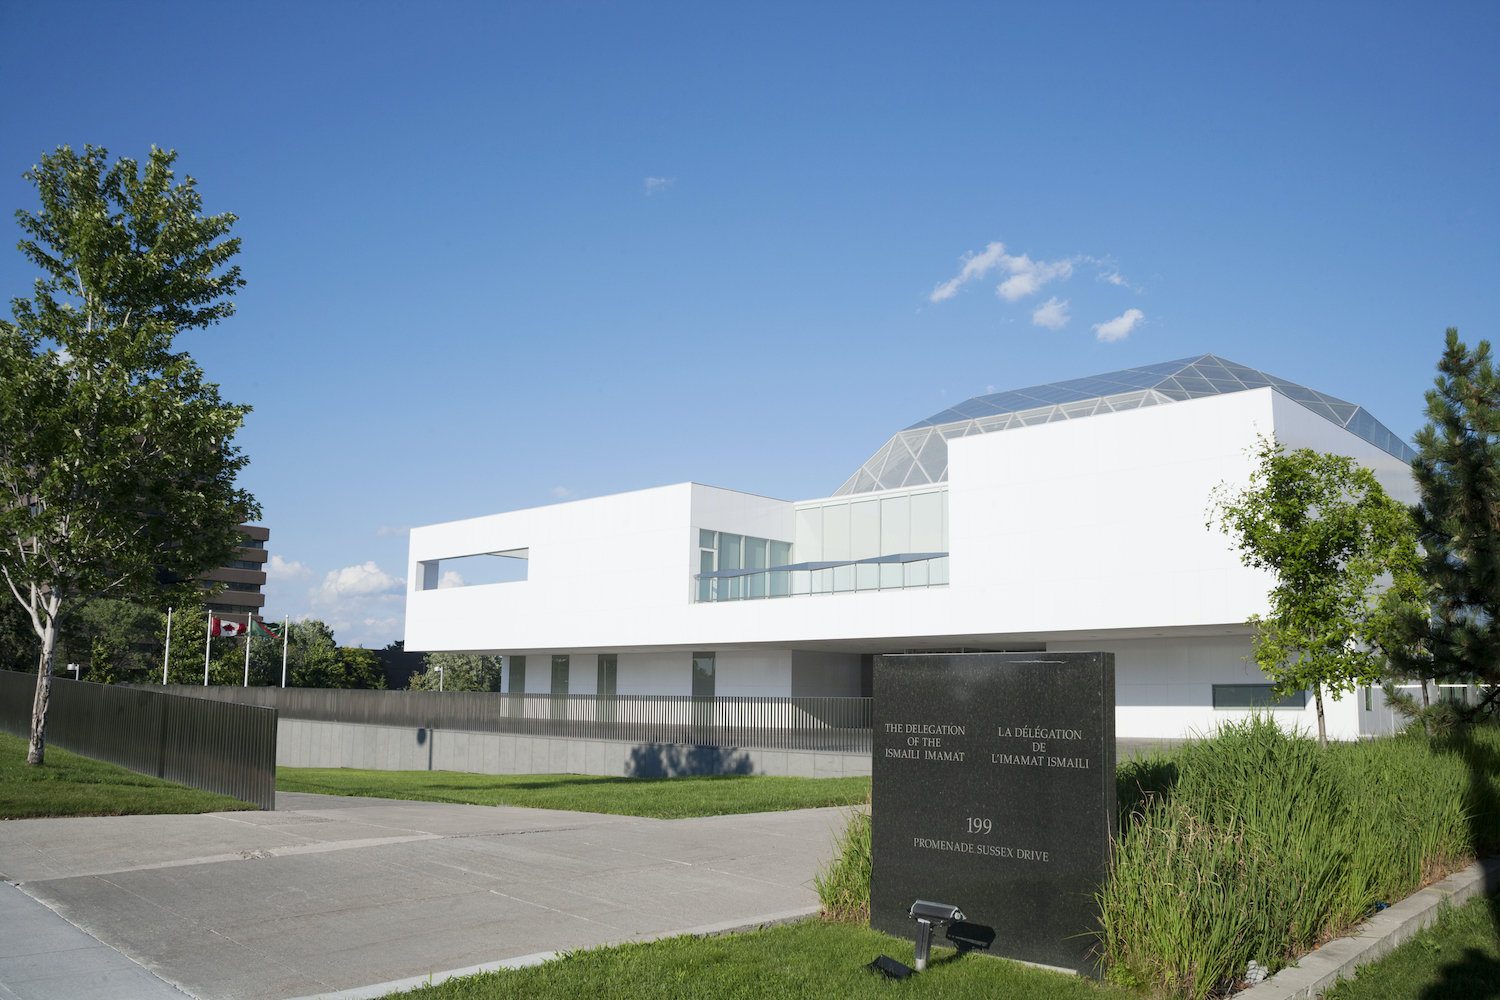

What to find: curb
left=1237, top=855, right=1500, bottom=1000
left=282, top=905, right=822, bottom=1000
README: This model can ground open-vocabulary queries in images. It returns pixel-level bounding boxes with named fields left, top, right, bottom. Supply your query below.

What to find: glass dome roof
left=833, top=354, right=1415, bottom=496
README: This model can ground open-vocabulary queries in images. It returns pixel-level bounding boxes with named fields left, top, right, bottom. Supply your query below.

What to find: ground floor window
left=692, top=652, right=715, bottom=699
left=551, top=655, right=570, bottom=694
left=597, top=654, right=617, bottom=696
left=1212, top=684, right=1306, bottom=710
left=508, top=655, right=526, bottom=694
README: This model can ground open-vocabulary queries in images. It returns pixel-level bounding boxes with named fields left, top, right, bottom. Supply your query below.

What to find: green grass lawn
left=1323, top=896, right=1500, bottom=1000
left=0, top=732, right=256, bottom=819
left=401, top=919, right=1127, bottom=1000
left=275, top=767, right=871, bottom=819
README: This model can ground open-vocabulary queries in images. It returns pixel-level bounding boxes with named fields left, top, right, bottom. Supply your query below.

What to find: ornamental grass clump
left=1098, top=716, right=1490, bottom=999
left=814, top=800, right=872, bottom=922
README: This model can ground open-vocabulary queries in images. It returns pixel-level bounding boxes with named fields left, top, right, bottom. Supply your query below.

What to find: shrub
left=1098, top=717, right=1491, bottom=999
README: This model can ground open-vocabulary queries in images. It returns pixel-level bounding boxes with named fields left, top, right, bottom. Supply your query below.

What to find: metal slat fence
left=1, top=671, right=277, bottom=809
left=138, top=686, right=873, bottom=753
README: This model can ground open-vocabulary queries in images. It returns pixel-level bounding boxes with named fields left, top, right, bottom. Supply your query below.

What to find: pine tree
left=1385, top=329, right=1500, bottom=726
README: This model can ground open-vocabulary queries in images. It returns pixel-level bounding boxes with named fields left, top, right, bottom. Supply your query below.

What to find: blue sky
left=2, top=1, right=1495, bottom=647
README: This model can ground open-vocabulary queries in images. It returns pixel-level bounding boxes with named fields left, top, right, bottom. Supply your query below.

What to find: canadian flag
left=210, top=616, right=244, bottom=637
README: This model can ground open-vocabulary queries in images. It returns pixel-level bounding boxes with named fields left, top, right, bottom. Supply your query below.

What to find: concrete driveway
left=0, top=793, right=848, bottom=1000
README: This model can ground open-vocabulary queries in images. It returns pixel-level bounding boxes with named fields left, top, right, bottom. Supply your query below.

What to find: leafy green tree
left=73, top=597, right=164, bottom=683
left=408, top=652, right=503, bottom=692
left=1211, top=437, right=1419, bottom=747
left=280, top=619, right=386, bottom=689
left=0, top=145, right=257, bottom=763
left=334, top=646, right=389, bottom=690
left=1385, top=330, right=1500, bottom=726
left=0, top=585, right=39, bottom=672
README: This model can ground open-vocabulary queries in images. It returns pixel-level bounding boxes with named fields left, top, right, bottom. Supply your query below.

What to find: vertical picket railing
left=1, top=670, right=277, bottom=809
left=136, top=685, right=873, bottom=753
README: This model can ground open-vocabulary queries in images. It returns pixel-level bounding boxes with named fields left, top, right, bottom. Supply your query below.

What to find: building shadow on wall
left=627, top=744, right=755, bottom=777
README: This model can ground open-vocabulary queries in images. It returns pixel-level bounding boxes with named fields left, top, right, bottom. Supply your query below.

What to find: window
left=420, top=549, right=529, bottom=589
left=597, top=654, right=617, bottom=696
left=692, top=652, right=715, bottom=699
left=223, top=581, right=261, bottom=592
left=1212, top=684, right=1307, bottom=710
left=551, top=655, right=570, bottom=694
left=238, top=537, right=265, bottom=549
left=227, top=559, right=264, bottom=570
left=508, top=655, right=526, bottom=694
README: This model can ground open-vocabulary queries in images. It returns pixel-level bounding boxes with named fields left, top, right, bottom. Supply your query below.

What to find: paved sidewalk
left=0, top=882, right=186, bottom=1000
left=0, top=793, right=846, bottom=1000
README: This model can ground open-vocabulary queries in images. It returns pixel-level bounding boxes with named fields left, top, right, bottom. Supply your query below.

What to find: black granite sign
left=869, top=652, right=1116, bottom=974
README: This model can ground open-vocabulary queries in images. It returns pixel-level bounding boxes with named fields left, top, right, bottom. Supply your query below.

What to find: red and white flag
left=210, top=616, right=244, bottom=637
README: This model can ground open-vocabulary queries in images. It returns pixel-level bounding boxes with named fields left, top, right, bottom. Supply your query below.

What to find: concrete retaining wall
left=277, top=717, right=872, bottom=778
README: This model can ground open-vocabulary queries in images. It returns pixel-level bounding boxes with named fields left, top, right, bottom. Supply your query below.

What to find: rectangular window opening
left=1212, top=684, right=1307, bottom=710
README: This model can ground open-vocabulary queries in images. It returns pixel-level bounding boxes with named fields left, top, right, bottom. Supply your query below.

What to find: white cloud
left=1100, top=271, right=1128, bottom=286
left=996, top=256, right=1074, bottom=302
left=302, top=561, right=408, bottom=650
left=552, top=486, right=580, bottom=500
left=438, top=570, right=467, bottom=589
left=1093, top=309, right=1145, bottom=343
left=318, top=561, right=404, bottom=600
left=645, top=176, right=675, bottom=195
left=930, top=242, right=1009, bottom=302
left=265, top=555, right=312, bottom=581
left=930, top=241, right=1075, bottom=304
left=375, top=525, right=411, bottom=538
left=1031, top=297, right=1071, bottom=330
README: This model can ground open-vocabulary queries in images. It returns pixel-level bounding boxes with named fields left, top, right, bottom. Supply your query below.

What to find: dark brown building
left=202, top=524, right=268, bottom=625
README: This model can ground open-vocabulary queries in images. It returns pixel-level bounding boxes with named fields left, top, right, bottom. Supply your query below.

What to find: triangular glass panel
left=900, top=459, right=935, bottom=487
left=877, top=448, right=915, bottom=489
left=1173, top=376, right=1217, bottom=395
left=914, top=431, right=948, bottom=479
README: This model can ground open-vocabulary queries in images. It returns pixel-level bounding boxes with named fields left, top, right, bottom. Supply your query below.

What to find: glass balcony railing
left=695, top=553, right=948, bottom=602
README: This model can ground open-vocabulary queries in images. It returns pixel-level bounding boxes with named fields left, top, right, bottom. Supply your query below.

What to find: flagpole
left=281, top=615, right=289, bottom=688
left=243, top=617, right=252, bottom=687
left=204, top=612, right=212, bottom=686
left=162, top=607, right=173, bottom=685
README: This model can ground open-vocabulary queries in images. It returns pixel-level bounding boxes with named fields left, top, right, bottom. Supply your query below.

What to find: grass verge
left=399, top=918, right=1131, bottom=1000
left=1323, top=895, right=1500, bottom=1000
left=275, top=767, right=872, bottom=819
left=0, top=731, right=255, bottom=819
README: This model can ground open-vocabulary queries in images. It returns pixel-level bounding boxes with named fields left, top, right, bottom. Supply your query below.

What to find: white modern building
left=405, top=355, right=1419, bottom=741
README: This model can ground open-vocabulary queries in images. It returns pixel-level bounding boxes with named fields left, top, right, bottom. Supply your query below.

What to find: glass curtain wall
left=694, top=487, right=948, bottom=602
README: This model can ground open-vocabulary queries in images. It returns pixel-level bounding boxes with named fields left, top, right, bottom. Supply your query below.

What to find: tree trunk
left=1314, top=681, right=1327, bottom=749
left=27, top=610, right=59, bottom=766
left=1421, top=678, right=1432, bottom=737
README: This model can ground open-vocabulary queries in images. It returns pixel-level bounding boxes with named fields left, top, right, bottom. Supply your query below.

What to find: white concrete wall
left=408, top=391, right=1320, bottom=652
left=276, top=718, right=872, bottom=778
left=617, top=651, right=692, bottom=695
left=1046, top=634, right=1360, bottom=741
left=716, top=649, right=793, bottom=696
